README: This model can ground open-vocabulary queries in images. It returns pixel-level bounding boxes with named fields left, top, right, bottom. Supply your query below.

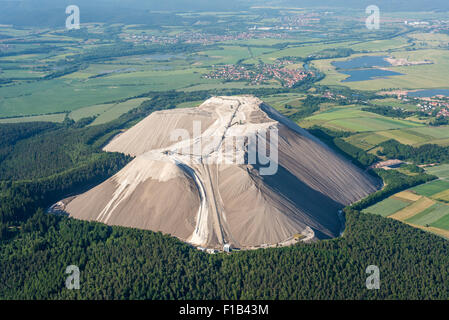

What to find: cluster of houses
left=391, top=94, right=449, bottom=119
left=123, top=31, right=289, bottom=45
left=322, top=90, right=348, bottom=100
left=204, top=62, right=313, bottom=87
left=437, top=108, right=449, bottom=118
left=281, top=13, right=322, bottom=28
left=404, top=19, right=449, bottom=33
left=181, top=31, right=289, bottom=44
left=123, top=34, right=178, bottom=45
left=417, top=100, right=449, bottom=118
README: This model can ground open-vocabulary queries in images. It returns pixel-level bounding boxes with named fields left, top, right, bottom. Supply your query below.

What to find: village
left=414, top=98, right=449, bottom=118
left=203, top=61, right=313, bottom=87
left=122, top=30, right=290, bottom=45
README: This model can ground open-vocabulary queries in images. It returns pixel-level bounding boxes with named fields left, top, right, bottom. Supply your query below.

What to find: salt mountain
left=63, top=96, right=380, bottom=249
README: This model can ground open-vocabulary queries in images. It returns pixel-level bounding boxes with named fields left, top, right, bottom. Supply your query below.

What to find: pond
left=331, top=55, right=404, bottom=82
left=407, top=89, right=449, bottom=97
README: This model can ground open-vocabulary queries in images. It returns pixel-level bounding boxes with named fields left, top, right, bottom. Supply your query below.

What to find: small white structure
left=223, top=243, right=232, bottom=253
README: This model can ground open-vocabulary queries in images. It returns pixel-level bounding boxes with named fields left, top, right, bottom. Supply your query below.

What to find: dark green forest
left=1, top=208, right=449, bottom=299
left=378, top=139, right=449, bottom=164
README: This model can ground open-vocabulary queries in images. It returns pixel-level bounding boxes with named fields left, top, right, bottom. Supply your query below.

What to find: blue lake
left=331, top=55, right=403, bottom=82
left=341, top=69, right=404, bottom=82
left=332, top=56, right=391, bottom=69
left=407, top=89, right=449, bottom=97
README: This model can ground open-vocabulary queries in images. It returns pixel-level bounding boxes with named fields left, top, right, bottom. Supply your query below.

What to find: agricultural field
left=363, top=197, right=411, bottom=217
left=411, top=180, right=449, bottom=197
left=409, top=32, right=449, bottom=48
left=247, top=41, right=356, bottom=64
left=406, top=203, right=449, bottom=226
left=0, top=78, right=152, bottom=118
left=68, top=97, right=148, bottom=125
left=0, top=10, right=447, bottom=151
left=376, top=129, right=430, bottom=146
left=426, top=164, right=449, bottom=180
left=341, top=125, right=449, bottom=149
left=389, top=197, right=436, bottom=221
left=0, top=113, right=66, bottom=123
left=343, top=132, right=390, bottom=151
left=89, top=98, right=148, bottom=125
left=301, top=105, right=423, bottom=132
left=199, top=46, right=253, bottom=64
left=365, top=165, right=449, bottom=239
left=370, top=98, right=419, bottom=111
left=261, top=93, right=306, bottom=116
left=432, top=189, right=449, bottom=203
left=1, top=11, right=448, bottom=125
left=365, top=192, right=449, bottom=238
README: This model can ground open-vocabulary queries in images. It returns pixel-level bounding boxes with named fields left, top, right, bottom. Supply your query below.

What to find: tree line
left=1, top=207, right=449, bottom=299
left=378, top=139, right=449, bottom=164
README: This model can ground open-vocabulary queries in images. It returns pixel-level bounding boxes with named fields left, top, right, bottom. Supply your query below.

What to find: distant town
left=203, top=61, right=314, bottom=87
left=122, top=31, right=290, bottom=45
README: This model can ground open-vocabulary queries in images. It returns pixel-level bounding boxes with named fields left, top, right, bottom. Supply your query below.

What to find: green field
left=342, top=125, right=449, bottom=149
left=408, top=126, right=449, bottom=144
left=426, top=164, right=449, bottom=180
left=0, top=79, right=149, bottom=117
left=363, top=197, right=411, bottom=217
left=69, top=103, right=117, bottom=122
left=376, top=129, right=431, bottom=145
left=0, top=67, right=213, bottom=118
left=304, top=106, right=423, bottom=132
left=0, top=113, right=66, bottom=123
left=348, top=37, right=410, bottom=52
left=406, top=203, right=449, bottom=227
left=433, top=189, right=449, bottom=202
left=200, top=45, right=253, bottom=64
left=411, top=180, right=449, bottom=197
left=329, top=117, right=421, bottom=132
left=370, top=98, right=418, bottom=111
left=365, top=160, right=449, bottom=236
left=344, top=132, right=390, bottom=150
left=431, top=214, right=449, bottom=230
left=251, top=41, right=356, bottom=64
left=90, top=98, right=148, bottom=125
